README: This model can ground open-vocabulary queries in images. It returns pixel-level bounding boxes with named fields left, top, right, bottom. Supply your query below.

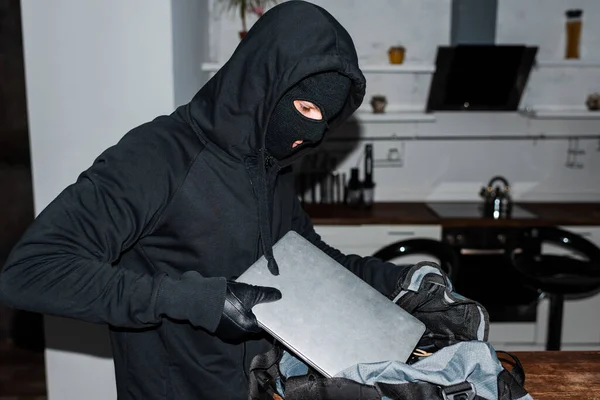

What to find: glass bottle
left=362, top=144, right=375, bottom=208
left=565, top=9, right=583, bottom=59
left=346, top=168, right=362, bottom=207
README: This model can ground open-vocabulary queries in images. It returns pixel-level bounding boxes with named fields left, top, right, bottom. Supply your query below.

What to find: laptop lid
left=236, top=231, right=426, bottom=378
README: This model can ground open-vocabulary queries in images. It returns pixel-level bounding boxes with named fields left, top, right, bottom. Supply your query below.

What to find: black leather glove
left=214, top=281, right=282, bottom=342
left=390, top=262, right=489, bottom=349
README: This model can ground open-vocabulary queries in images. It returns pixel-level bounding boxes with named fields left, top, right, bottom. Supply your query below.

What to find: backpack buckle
left=441, top=382, right=476, bottom=400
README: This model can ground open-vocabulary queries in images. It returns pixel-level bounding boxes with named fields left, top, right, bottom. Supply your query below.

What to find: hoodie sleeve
left=0, top=126, right=226, bottom=332
left=291, top=196, right=409, bottom=297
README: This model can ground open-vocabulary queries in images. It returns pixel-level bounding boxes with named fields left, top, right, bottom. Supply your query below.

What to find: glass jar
left=388, top=46, right=406, bottom=65
left=565, top=9, right=583, bottom=59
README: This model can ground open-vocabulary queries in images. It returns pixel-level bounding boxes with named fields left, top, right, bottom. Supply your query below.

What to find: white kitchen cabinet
left=314, top=224, right=442, bottom=262
left=533, top=226, right=600, bottom=348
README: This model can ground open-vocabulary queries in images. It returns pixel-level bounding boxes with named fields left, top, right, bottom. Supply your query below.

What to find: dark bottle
left=346, top=167, right=362, bottom=206
left=363, top=144, right=375, bottom=208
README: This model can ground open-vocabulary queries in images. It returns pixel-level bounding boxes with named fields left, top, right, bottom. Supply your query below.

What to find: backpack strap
left=284, top=375, right=381, bottom=400
left=496, top=351, right=529, bottom=399
left=496, top=351, right=526, bottom=386
left=248, top=345, right=283, bottom=400
left=377, top=381, right=444, bottom=399
left=378, top=381, right=487, bottom=400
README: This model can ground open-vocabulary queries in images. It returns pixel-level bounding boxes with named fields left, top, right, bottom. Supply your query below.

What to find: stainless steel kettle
left=479, top=176, right=513, bottom=219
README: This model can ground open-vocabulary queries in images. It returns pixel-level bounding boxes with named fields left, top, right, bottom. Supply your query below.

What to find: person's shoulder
left=123, top=115, right=205, bottom=156
left=88, top=116, right=206, bottom=181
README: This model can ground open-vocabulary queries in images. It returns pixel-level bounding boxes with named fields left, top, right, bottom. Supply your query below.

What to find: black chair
left=372, top=238, right=459, bottom=282
left=511, top=227, right=600, bottom=351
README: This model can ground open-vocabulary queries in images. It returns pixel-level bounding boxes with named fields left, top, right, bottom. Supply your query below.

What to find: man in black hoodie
left=0, top=1, right=414, bottom=399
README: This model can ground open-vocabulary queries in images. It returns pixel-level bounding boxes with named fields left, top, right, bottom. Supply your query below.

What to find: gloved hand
left=214, top=281, right=282, bottom=342
left=390, top=262, right=489, bottom=350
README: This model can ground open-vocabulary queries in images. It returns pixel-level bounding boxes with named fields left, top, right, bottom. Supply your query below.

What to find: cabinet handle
left=460, top=248, right=505, bottom=255
left=387, top=231, right=415, bottom=236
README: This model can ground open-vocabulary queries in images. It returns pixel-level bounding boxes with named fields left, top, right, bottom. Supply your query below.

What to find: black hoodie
left=0, top=2, right=407, bottom=399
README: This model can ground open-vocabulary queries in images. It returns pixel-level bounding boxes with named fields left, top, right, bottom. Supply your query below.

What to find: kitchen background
left=207, top=0, right=600, bottom=202
left=0, top=0, right=599, bottom=399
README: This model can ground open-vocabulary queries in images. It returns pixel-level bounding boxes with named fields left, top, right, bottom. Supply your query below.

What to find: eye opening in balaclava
left=265, top=71, right=352, bottom=160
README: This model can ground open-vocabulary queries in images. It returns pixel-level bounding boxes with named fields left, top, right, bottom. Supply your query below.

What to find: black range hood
left=426, top=44, right=538, bottom=112
left=425, top=0, right=537, bottom=112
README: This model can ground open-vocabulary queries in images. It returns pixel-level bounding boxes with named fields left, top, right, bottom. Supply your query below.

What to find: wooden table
left=500, top=351, right=600, bottom=399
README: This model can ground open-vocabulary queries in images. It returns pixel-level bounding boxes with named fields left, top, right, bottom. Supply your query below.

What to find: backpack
left=247, top=262, right=533, bottom=400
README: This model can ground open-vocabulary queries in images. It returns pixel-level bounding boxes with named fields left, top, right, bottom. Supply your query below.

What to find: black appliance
left=442, top=226, right=541, bottom=322
left=426, top=45, right=537, bottom=112
left=426, top=202, right=541, bottom=322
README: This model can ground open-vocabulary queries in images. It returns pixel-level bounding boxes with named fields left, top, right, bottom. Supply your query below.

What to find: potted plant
left=388, top=45, right=406, bottom=65
left=370, top=95, right=388, bottom=113
left=218, top=0, right=278, bottom=39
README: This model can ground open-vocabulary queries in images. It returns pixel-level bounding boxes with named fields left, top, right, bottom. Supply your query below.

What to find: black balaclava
left=265, top=71, right=351, bottom=160
left=258, top=71, right=351, bottom=276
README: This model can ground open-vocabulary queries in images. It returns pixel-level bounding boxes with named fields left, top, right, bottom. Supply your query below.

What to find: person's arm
left=291, top=196, right=408, bottom=297
left=0, top=126, right=226, bottom=332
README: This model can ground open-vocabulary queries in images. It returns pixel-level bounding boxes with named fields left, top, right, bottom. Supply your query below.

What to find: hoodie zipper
left=241, top=209, right=261, bottom=382
left=243, top=156, right=281, bottom=382
left=242, top=153, right=281, bottom=382
left=243, top=159, right=264, bottom=382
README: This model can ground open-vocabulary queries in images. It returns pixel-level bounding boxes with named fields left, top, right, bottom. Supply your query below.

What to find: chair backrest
left=511, top=227, right=600, bottom=293
left=533, top=227, right=600, bottom=261
left=372, top=238, right=459, bottom=281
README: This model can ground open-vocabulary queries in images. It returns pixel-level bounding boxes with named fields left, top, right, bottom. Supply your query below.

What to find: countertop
left=304, top=202, right=600, bottom=227
left=501, top=351, right=600, bottom=399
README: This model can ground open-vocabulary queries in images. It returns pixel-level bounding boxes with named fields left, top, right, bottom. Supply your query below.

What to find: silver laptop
left=236, top=231, right=426, bottom=378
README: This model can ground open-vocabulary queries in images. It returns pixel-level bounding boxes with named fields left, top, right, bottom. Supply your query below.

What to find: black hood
left=180, top=0, right=366, bottom=163
left=174, top=0, right=366, bottom=275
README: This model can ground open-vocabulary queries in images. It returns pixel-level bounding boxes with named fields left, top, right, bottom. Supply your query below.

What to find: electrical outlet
left=374, top=144, right=404, bottom=168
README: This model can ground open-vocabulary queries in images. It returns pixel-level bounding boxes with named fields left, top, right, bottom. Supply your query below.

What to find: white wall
left=498, top=0, right=600, bottom=111
left=497, top=0, right=600, bottom=62
left=209, top=0, right=600, bottom=202
left=209, top=0, right=450, bottom=65
left=20, top=1, right=207, bottom=398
